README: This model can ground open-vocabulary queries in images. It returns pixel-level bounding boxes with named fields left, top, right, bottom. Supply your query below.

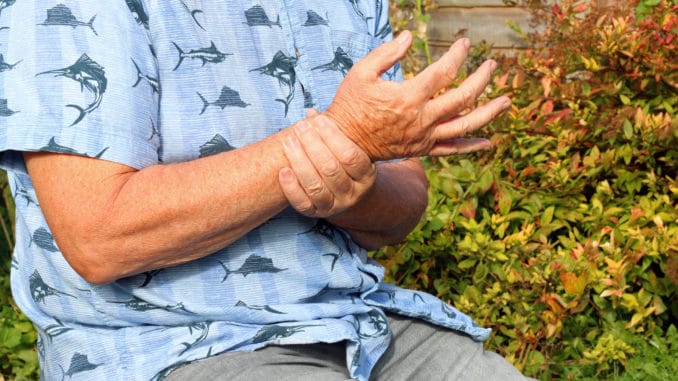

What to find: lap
left=166, top=314, right=532, bottom=381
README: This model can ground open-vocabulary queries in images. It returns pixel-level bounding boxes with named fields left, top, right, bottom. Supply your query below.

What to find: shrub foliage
left=374, top=0, right=677, bottom=379
left=1, top=1, right=677, bottom=380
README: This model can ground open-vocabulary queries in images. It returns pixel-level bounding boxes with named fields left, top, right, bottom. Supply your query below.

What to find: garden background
left=1, top=0, right=676, bottom=379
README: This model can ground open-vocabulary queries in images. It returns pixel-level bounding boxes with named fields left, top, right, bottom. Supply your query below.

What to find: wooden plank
left=428, top=7, right=533, bottom=48
left=436, top=0, right=509, bottom=6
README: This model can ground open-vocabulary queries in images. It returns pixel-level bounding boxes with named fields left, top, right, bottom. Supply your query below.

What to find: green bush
left=373, top=0, right=677, bottom=379
left=1, top=171, right=39, bottom=381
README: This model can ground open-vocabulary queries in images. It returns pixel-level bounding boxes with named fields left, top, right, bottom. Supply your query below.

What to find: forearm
left=26, top=130, right=296, bottom=284
left=326, top=158, right=428, bottom=250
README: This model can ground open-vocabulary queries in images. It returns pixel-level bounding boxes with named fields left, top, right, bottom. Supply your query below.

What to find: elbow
left=54, top=226, right=128, bottom=285
left=62, top=244, right=121, bottom=285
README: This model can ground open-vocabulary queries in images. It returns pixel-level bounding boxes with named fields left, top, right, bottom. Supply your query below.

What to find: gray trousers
left=167, top=314, right=533, bottom=381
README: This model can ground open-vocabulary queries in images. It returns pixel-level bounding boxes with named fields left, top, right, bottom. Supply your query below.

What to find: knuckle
left=306, top=181, right=326, bottom=197
left=319, top=159, right=341, bottom=178
left=338, top=146, right=364, bottom=168
left=295, top=199, right=315, bottom=214
left=459, top=87, right=475, bottom=107
left=459, top=118, right=473, bottom=136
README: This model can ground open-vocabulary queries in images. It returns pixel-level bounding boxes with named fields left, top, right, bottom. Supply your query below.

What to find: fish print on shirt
left=235, top=300, right=286, bottom=315
left=36, top=54, right=107, bottom=126
left=125, top=0, right=149, bottom=29
left=0, top=98, right=18, bottom=116
left=251, top=323, right=323, bottom=344
left=302, top=87, right=315, bottom=108
left=171, top=41, right=231, bottom=71
left=29, top=270, right=75, bottom=304
left=131, top=58, right=159, bottom=94
left=13, top=178, right=38, bottom=207
left=180, top=1, right=205, bottom=31
left=44, top=319, right=73, bottom=343
left=373, top=0, right=390, bottom=38
left=299, top=281, right=363, bottom=303
left=138, top=269, right=163, bottom=287
left=357, top=310, right=389, bottom=339
left=312, top=47, right=353, bottom=76
left=0, top=53, right=21, bottom=72
left=303, top=10, right=329, bottom=27
left=199, top=134, right=235, bottom=158
left=179, top=321, right=211, bottom=355
left=250, top=51, right=297, bottom=117
left=29, top=227, right=59, bottom=252
left=37, top=4, right=98, bottom=36
left=107, top=296, right=194, bottom=314
left=244, top=5, right=281, bottom=28
left=441, top=302, right=458, bottom=319
left=218, top=255, right=288, bottom=282
left=197, top=86, right=249, bottom=115
left=148, top=118, right=160, bottom=141
left=40, top=137, right=109, bottom=159
left=59, top=353, right=101, bottom=380
left=0, top=0, right=16, bottom=17
left=347, top=0, right=371, bottom=24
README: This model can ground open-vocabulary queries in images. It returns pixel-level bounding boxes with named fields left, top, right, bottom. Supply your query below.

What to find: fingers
left=282, top=121, right=342, bottom=213
left=428, top=138, right=492, bottom=157
left=278, top=167, right=316, bottom=215
left=409, top=38, right=470, bottom=99
left=424, top=59, right=498, bottom=126
left=352, top=30, right=412, bottom=79
left=313, top=115, right=375, bottom=181
left=279, top=116, right=376, bottom=217
left=433, top=96, right=511, bottom=140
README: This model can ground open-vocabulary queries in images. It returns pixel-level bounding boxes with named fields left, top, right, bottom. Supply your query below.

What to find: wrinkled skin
left=279, top=31, right=511, bottom=218
left=325, top=31, right=511, bottom=161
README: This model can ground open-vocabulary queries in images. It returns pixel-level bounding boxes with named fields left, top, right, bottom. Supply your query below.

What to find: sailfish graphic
left=244, top=5, right=281, bottom=28
left=29, top=270, right=75, bottom=304
left=312, top=47, right=354, bottom=76
left=38, top=4, right=98, bottom=35
left=250, top=51, right=297, bottom=117
left=36, top=54, right=107, bottom=126
left=303, top=10, right=329, bottom=27
left=197, top=86, right=249, bottom=115
left=59, top=353, right=101, bottom=380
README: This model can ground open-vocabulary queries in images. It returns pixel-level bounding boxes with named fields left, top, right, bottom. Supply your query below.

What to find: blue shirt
left=0, top=1, right=490, bottom=380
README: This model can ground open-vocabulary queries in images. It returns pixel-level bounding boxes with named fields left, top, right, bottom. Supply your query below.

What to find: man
left=0, top=1, right=522, bottom=380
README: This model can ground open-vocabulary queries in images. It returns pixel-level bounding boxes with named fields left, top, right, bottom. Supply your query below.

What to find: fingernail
left=462, top=38, right=471, bottom=49
left=489, top=60, right=497, bottom=71
left=395, top=31, right=409, bottom=45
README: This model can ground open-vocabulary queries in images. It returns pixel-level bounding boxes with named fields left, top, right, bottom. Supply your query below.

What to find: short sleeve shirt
left=0, top=1, right=490, bottom=380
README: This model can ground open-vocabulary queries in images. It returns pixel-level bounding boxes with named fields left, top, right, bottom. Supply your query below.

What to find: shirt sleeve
left=0, top=1, right=160, bottom=173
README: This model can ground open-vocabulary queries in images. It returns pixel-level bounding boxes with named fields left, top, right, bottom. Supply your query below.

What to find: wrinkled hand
left=325, top=30, right=511, bottom=161
left=279, top=110, right=376, bottom=218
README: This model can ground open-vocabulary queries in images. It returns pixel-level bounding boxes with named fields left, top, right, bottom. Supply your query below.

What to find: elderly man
left=0, top=1, right=524, bottom=380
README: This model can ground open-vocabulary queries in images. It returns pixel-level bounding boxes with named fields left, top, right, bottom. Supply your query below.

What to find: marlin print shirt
left=0, top=1, right=490, bottom=380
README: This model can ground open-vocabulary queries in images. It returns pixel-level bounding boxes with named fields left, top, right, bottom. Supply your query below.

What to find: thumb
left=354, top=30, right=412, bottom=79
